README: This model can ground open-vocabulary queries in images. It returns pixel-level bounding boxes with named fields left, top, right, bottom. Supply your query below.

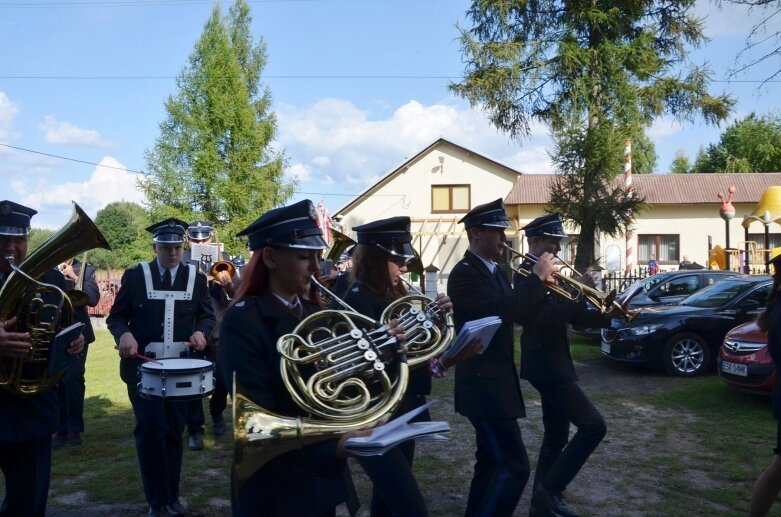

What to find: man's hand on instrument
left=0, top=317, right=32, bottom=358
left=214, top=270, right=232, bottom=286
left=188, top=330, right=208, bottom=351
left=118, top=332, right=139, bottom=359
left=434, top=293, right=453, bottom=314
left=67, top=333, right=85, bottom=355
left=386, top=318, right=406, bottom=349
left=533, top=252, right=557, bottom=284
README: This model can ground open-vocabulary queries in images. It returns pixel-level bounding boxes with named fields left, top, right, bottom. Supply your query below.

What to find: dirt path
left=44, top=359, right=730, bottom=516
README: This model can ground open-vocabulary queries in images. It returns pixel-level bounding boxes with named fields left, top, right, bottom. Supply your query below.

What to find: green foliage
left=670, top=149, right=691, bottom=174
left=142, top=0, right=294, bottom=256
left=451, top=0, right=734, bottom=269
left=27, top=228, right=55, bottom=254
left=90, top=201, right=152, bottom=269
left=690, top=112, right=781, bottom=173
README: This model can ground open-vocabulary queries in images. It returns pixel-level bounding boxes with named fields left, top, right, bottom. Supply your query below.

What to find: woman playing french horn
left=342, top=216, right=481, bottom=516
left=220, top=200, right=427, bottom=516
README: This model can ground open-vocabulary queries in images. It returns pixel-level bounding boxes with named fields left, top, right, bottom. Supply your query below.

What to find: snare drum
left=138, top=358, right=215, bottom=400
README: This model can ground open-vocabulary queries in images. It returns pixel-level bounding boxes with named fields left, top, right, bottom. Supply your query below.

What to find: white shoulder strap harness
left=140, top=262, right=197, bottom=359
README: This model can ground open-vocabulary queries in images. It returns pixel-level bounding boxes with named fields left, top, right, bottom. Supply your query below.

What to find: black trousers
left=0, top=435, right=52, bottom=517
left=56, top=346, right=88, bottom=434
left=530, top=381, right=607, bottom=494
left=465, top=417, right=530, bottom=517
left=208, top=346, right=228, bottom=419
left=125, top=382, right=186, bottom=507
left=366, top=393, right=429, bottom=517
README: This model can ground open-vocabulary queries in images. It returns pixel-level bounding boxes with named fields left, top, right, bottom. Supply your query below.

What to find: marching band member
left=342, top=216, right=477, bottom=516
left=107, top=218, right=215, bottom=517
left=220, top=200, right=425, bottom=516
left=53, top=255, right=100, bottom=448
left=446, top=199, right=556, bottom=516
left=515, top=213, right=610, bottom=517
left=0, top=200, right=84, bottom=517
left=182, top=220, right=235, bottom=448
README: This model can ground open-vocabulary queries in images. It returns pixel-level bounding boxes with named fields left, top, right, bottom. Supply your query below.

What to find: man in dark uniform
left=515, top=213, right=610, bottom=517
left=447, top=199, right=556, bottom=516
left=181, top=220, right=235, bottom=448
left=53, top=256, right=100, bottom=447
left=0, top=200, right=85, bottom=517
left=107, top=218, right=215, bottom=517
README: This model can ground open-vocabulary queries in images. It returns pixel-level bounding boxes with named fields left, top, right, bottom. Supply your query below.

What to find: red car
left=717, top=321, right=775, bottom=394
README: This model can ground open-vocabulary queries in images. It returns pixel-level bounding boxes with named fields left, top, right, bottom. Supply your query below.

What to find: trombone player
left=515, top=213, right=610, bottom=517
left=0, top=200, right=84, bottom=517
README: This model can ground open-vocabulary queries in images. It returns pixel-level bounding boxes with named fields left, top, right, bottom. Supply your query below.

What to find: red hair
left=232, top=247, right=323, bottom=306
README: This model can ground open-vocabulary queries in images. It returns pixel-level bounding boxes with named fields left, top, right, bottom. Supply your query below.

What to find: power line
left=0, top=75, right=778, bottom=83
left=0, top=143, right=145, bottom=173
left=0, top=142, right=400, bottom=198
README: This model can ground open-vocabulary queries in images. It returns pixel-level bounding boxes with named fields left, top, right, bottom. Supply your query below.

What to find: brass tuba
left=0, top=202, right=111, bottom=396
left=233, top=307, right=410, bottom=499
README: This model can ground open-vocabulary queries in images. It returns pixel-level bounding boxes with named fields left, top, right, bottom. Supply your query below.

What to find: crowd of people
left=1, top=196, right=781, bottom=517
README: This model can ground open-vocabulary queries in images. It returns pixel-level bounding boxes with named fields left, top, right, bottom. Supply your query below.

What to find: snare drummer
left=107, top=218, right=215, bottom=517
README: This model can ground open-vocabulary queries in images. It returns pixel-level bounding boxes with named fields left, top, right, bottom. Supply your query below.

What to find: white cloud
left=277, top=98, right=555, bottom=190
left=648, top=117, right=686, bottom=139
left=9, top=156, right=145, bottom=229
left=0, top=91, right=20, bottom=144
left=38, top=115, right=112, bottom=147
left=695, top=0, right=773, bottom=38
left=287, top=162, right=312, bottom=182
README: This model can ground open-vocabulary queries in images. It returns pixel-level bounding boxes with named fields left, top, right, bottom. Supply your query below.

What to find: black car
left=600, top=275, right=771, bottom=376
left=571, top=270, right=742, bottom=340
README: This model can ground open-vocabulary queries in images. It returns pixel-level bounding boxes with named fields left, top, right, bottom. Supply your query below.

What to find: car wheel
left=663, top=333, right=710, bottom=377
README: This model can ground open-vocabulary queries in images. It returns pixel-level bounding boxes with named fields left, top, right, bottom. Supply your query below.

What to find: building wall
left=337, top=142, right=519, bottom=288
left=509, top=202, right=780, bottom=272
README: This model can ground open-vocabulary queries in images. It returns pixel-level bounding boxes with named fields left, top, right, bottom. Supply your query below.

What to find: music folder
left=48, top=321, right=85, bottom=376
left=443, top=315, right=502, bottom=360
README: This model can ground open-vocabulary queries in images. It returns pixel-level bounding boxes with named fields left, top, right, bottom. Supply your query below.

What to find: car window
left=740, top=284, right=771, bottom=307
left=656, top=276, right=698, bottom=297
left=704, top=273, right=734, bottom=286
left=680, top=280, right=757, bottom=308
left=642, top=275, right=667, bottom=292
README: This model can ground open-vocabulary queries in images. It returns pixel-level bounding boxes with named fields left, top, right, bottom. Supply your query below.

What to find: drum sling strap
left=140, top=262, right=197, bottom=359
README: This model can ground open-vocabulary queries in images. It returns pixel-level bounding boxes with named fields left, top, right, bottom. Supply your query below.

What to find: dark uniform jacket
left=106, top=261, right=215, bottom=384
left=342, top=280, right=432, bottom=399
left=447, top=251, right=547, bottom=419
left=63, top=260, right=99, bottom=345
left=0, top=269, right=66, bottom=443
left=219, top=290, right=349, bottom=515
left=515, top=260, right=611, bottom=384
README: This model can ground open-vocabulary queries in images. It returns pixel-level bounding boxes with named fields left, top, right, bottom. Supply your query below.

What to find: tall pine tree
left=143, top=0, right=293, bottom=254
left=452, top=0, right=734, bottom=270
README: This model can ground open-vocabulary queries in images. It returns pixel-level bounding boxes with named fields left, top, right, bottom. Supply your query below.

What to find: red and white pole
left=624, top=139, right=634, bottom=274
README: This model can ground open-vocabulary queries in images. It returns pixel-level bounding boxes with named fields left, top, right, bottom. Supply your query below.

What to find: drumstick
left=134, top=353, right=162, bottom=365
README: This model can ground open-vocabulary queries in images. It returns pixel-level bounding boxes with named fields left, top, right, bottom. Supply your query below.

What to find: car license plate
left=720, top=360, right=748, bottom=377
left=601, top=341, right=611, bottom=354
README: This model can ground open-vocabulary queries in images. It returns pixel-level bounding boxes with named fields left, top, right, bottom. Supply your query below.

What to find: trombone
left=503, top=244, right=638, bottom=321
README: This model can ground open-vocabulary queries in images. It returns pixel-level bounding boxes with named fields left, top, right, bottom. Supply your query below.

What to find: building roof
left=505, top=173, right=781, bottom=205
left=334, top=137, right=521, bottom=217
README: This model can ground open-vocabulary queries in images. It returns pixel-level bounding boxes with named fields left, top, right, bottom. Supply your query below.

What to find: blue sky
left=0, top=0, right=778, bottom=229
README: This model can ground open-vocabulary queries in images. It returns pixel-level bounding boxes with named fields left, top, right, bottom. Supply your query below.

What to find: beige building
left=505, top=173, right=781, bottom=272
left=334, top=138, right=781, bottom=287
left=334, top=138, right=520, bottom=289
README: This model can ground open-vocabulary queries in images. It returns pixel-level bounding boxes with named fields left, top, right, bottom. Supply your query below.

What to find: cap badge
left=308, top=202, right=317, bottom=221
left=168, top=220, right=176, bottom=227
left=0, top=202, right=10, bottom=216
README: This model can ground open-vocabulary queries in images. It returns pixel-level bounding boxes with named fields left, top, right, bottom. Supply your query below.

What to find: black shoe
left=188, top=432, right=204, bottom=451
left=148, top=506, right=161, bottom=517
left=52, top=432, right=67, bottom=449
left=161, top=501, right=186, bottom=516
left=211, top=415, right=226, bottom=436
left=531, top=485, right=579, bottom=517
left=67, top=431, right=82, bottom=446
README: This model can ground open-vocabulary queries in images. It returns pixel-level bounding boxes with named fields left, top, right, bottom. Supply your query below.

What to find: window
left=656, top=276, right=698, bottom=298
left=557, top=234, right=578, bottom=263
left=747, top=233, right=781, bottom=249
left=431, top=185, right=470, bottom=213
left=638, top=234, right=679, bottom=263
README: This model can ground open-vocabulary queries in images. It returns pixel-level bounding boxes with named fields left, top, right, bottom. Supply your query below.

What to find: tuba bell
left=233, top=307, right=410, bottom=500
left=0, top=202, right=111, bottom=396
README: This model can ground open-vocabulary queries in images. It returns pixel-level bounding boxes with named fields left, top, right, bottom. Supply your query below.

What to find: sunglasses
left=388, top=256, right=411, bottom=267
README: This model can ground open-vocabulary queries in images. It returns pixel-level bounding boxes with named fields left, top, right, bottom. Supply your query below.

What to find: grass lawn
left=0, top=329, right=778, bottom=516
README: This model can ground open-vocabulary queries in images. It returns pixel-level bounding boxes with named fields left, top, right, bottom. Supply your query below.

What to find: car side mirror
left=737, top=299, right=760, bottom=311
